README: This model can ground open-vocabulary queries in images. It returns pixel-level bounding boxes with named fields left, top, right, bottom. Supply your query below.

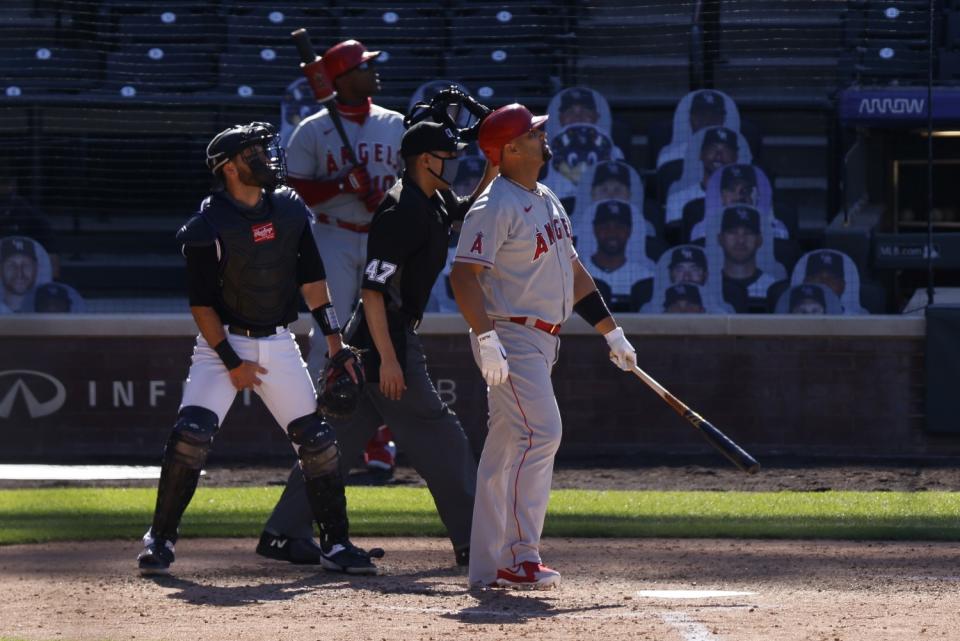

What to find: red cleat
left=364, top=425, right=396, bottom=472
left=494, top=561, right=561, bottom=589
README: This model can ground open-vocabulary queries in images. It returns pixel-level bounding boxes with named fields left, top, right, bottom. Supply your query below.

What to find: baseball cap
left=701, top=127, right=738, bottom=151
left=789, top=284, right=826, bottom=312
left=720, top=164, right=756, bottom=190
left=720, top=205, right=760, bottom=234
left=691, top=90, right=726, bottom=116
left=33, top=282, right=72, bottom=313
left=401, top=121, right=468, bottom=157
left=593, top=200, right=631, bottom=226
left=322, top=40, right=380, bottom=81
left=0, top=236, right=37, bottom=262
left=477, top=103, right=548, bottom=165
left=805, top=250, right=845, bottom=280
left=592, top=161, right=630, bottom=188
left=559, top=88, right=597, bottom=113
left=668, top=246, right=707, bottom=270
left=664, top=283, right=702, bottom=308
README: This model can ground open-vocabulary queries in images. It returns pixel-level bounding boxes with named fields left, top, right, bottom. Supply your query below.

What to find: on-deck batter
left=283, top=38, right=405, bottom=497
left=283, top=39, right=405, bottom=382
left=450, top=104, right=638, bottom=589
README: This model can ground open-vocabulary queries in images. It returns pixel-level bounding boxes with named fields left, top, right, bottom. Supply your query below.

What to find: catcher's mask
left=206, top=121, right=287, bottom=191
left=405, top=86, right=491, bottom=143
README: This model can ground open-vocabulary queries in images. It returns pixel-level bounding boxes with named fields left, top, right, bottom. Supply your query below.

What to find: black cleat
left=455, top=546, right=470, bottom=567
left=137, top=532, right=175, bottom=576
left=255, top=531, right=325, bottom=565
left=319, top=540, right=383, bottom=575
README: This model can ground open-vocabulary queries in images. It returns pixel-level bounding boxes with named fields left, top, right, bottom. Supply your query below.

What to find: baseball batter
left=283, top=39, right=404, bottom=381
left=450, top=104, right=637, bottom=589
left=136, top=122, right=379, bottom=576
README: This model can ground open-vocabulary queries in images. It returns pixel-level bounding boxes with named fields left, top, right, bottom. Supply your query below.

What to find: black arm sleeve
left=184, top=244, right=220, bottom=307
left=296, top=225, right=326, bottom=285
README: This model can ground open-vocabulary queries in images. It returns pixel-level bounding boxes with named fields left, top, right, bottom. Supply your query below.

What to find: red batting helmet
left=477, top=103, right=549, bottom=166
left=322, top=40, right=381, bottom=82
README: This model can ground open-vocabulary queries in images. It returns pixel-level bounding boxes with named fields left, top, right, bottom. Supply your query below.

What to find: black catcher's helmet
left=206, top=121, right=287, bottom=190
left=405, top=86, right=491, bottom=143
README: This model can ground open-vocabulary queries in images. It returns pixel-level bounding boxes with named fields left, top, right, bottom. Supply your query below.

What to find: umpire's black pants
left=262, top=330, right=477, bottom=551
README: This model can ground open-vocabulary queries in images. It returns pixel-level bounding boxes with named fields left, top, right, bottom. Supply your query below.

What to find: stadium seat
left=373, top=46, right=443, bottom=95
left=226, top=7, right=338, bottom=50
left=846, top=1, right=932, bottom=41
left=218, top=45, right=302, bottom=99
left=449, top=5, right=563, bottom=48
left=0, top=46, right=101, bottom=94
left=103, top=45, right=217, bottom=95
left=339, top=7, right=444, bottom=47
left=446, top=47, right=560, bottom=102
left=854, top=39, right=929, bottom=82
left=114, top=9, right=221, bottom=47
left=0, top=0, right=57, bottom=44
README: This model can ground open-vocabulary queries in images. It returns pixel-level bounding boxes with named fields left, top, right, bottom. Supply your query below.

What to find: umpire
left=258, top=121, right=495, bottom=566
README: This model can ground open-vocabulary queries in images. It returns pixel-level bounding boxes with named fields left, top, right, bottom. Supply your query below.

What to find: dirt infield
left=3, top=465, right=960, bottom=640
left=1, top=537, right=959, bottom=641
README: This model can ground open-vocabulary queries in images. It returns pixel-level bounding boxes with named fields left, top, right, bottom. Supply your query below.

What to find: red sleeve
left=287, top=176, right=343, bottom=207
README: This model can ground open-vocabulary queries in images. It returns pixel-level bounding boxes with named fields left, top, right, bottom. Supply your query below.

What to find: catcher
left=137, top=122, right=381, bottom=576
left=259, top=95, right=496, bottom=567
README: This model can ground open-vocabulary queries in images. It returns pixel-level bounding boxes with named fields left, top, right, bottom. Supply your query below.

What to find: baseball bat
left=630, top=365, right=760, bottom=474
left=290, top=28, right=360, bottom=168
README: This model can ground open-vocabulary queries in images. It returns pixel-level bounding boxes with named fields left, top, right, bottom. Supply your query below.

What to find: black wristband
left=214, top=339, right=243, bottom=371
left=311, top=302, right=341, bottom=336
left=573, top=289, right=612, bottom=326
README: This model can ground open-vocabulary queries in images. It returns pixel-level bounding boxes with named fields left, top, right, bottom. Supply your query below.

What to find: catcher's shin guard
left=288, top=414, right=350, bottom=546
left=151, top=406, right=219, bottom=541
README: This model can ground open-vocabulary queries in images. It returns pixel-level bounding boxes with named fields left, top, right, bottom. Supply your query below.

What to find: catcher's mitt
left=318, top=345, right=364, bottom=419
left=404, top=86, right=491, bottom=142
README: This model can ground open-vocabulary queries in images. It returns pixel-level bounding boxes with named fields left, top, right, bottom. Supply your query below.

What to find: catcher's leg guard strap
left=288, top=414, right=349, bottom=545
left=151, top=406, right=218, bottom=541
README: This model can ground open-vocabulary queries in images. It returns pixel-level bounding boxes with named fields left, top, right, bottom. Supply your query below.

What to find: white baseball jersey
left=285, top=103, right=404, bottom=380
left=454, top=175, right=578, bottom=588
left=454, top=176, right=578, bottom=326
left=587, top=257, right=655, bottom=310
left=285, top=103, right=404, bottom=225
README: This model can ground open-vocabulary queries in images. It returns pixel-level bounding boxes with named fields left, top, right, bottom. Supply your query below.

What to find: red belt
left=508, top=316, right=562, bottom=335
left=315, top=213, right=370, bottom=233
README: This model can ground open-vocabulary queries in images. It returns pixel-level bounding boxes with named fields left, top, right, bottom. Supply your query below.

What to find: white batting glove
left=476, top=329, right=509, bottom=386
left=604, top=326, right=637, bottom=372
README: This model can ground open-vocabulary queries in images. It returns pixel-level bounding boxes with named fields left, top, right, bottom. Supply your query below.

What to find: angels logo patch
left=251, top=222, right=276, bottom=243
left=470, top=232, right=483, bottom=254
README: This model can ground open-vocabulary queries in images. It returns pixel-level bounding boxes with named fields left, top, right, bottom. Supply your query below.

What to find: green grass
left=1, top=487, right=960, bottom=545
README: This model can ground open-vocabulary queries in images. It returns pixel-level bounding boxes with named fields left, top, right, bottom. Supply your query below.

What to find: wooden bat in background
left=631, top=365, right=760, bottom=474
left=290, top=28, right=360, bottom=168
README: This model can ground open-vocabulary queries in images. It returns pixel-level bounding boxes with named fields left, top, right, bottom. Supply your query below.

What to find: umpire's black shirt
left=350, top=172, right=471, bottom=380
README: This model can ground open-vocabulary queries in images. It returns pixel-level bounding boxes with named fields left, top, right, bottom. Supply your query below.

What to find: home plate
left=0, top=465, right=175, bottom=480
left=637, top=590, right=756, bottom=599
